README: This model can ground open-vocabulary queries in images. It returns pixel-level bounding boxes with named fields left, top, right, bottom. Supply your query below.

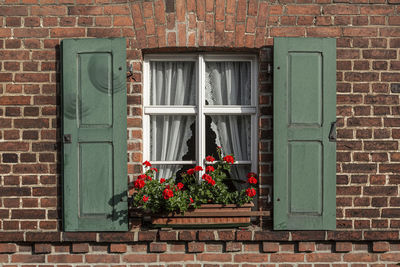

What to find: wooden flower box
left=131, top=202, right=256, bottom=228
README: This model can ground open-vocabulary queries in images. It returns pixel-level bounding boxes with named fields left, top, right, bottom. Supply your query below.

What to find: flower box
left=141, top=202, right=254, bottom=228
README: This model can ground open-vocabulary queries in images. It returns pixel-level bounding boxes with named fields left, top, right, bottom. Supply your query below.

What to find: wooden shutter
left=62, top=38, right=128, bottom=231
left=273, top=37, right=336, bottom=230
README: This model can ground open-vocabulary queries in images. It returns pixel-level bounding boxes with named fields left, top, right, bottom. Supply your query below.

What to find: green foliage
left=132, top=148, right=257, bottom=214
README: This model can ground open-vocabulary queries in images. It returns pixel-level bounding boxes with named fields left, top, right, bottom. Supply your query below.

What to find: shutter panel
left=62, top=38, right=128, bottom=231
left=273, top=37, right=336, bottom=230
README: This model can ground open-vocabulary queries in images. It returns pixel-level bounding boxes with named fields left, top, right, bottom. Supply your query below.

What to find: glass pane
left=205, top=115, right=251, bottom=161
left=152, top=164, right=195, bottom=181
left=150, top=61, right=196, bottom=105
left=150, top=115, right=196, bottom=161
left=205, top=61, right=251, bottom=105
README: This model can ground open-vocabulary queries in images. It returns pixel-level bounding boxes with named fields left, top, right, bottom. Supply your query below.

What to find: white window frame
left=143, top=53, right=258, bottom=179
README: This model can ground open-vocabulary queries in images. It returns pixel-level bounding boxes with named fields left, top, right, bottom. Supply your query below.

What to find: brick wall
left=1, top=0, right=400, bottom=258
left=2, top=231, right=400, bottom=265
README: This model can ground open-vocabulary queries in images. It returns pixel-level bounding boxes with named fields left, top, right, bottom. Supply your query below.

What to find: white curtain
left=150, top=62, right=196, bottom=179
left=205, top=62, right=252, bottom=189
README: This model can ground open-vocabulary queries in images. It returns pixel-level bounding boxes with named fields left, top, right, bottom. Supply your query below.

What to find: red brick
left=15, top=73, right=50, bottom=83
left=188, top=242, right=205, bottom=253
left=335, top=242, right=352, bottom=252
left=34, top=243, right=52, bottom=254
left=197, top=253, right=231, bottom=262
left=86, top=254, right=119, bottom=263
left=271, top=253, right=304, bottom=262
left=343, top=253, right=378, bottom=262
left=343, top=28, right=378, bottom=37
left=298, top=242, right=315, bottom=252
left=12, top=254, right=45, bottom=263
left=263, top=242, right=279, bottom=252
left=0, top=243, right=17, bottom=253
left=71, top=243, right=89, bottom=253
left=0, top=6, right=29, bottom=16
left=68, top=6, right=102, bottom=15
left=48, top=254, right=83, bottom=263
left=270, top=27, right=305, bottom=37
left=307, top=253, right=341, bottom=262
left=307, top=27, right=341, bottom=37
left=109, top=244, right=127, bottom=253
left=149, top=242, right=167, bottom=252
left=31, top=6, right=67, bottom=15
left=14, top=28, right=49, bottom=37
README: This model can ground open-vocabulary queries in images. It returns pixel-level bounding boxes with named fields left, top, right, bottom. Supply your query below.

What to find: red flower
left=247, top=176, right=257, bottom=185
left=190, top=197, right=193, bottom=203
left=205, top=166, right=215, bottom=173
left=202, top=173, right=212, bottom=181
left=138, top=174, right=147, bottom=180
left=206, top=156, right=215, bottom=162
left=134, top=179, right=145, bottom=189
left=147, top=176, right=152, bottom=181
left=247, top=172, right=257, bottom=178
left=163, top=188, right=174, bottom=199
left=202, top=174, right=215, bottom=186
left=142, top=195, right=149, bottom=202
left=143, top=161, right=152, bottom=167
left=246, top=188, right=256, bottom=197
left=160, top=178, right=166, bottom=183
left=194, top=166, right=203, bottom=171
left=177, top=182, right=184, bottom=190
left=187, top=168, right=195, bottom=175
left=223, top=155, right=234, bottom=164
left=150, top=167, right=158, bottom=173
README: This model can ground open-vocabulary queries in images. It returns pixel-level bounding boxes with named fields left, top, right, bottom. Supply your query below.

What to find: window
left=143, top=54, right=258, bottom=189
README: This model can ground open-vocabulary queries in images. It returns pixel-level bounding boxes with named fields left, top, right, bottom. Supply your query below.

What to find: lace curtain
left=150, top=62, right=196, bottom=178
left=205, top=62, right=252, bottom=188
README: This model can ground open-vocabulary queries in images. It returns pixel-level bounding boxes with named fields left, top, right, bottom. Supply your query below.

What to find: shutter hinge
left=329, top=121, right=336, bottom=142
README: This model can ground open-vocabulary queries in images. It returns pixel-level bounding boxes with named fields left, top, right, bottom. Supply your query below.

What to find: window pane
left=150, top=61, right=196, bottom=105
left=151, top=164, right=195, bottom=180
left=206, top=115, right=251, bottom=161
left=150, top=115, right=196, bottom=161
left=205, top=61, right=251, bottom=105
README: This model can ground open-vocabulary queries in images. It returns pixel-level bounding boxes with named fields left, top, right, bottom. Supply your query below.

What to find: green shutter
left=273, top=38, right=336, bottom=230
left=62, top=38, right=128, bottom=231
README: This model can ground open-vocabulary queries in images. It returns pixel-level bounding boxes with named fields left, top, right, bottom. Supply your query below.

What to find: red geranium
left=205, top=166, right=215, bottom=173
left=206, top=156, right=215, bottom=162
left=190, top=197, right=193, bottom=203
left=187, top=168, right=195, bottom=175
left=134, top=179, right=145, bottom=189
left=163, top=188, right=174, bottom=199
left=194, top=166, right=203, bottom=171
left=138, top=174, right=147, bottom=180
left=202, top=174, right=215, bottom=186
left=223, top=155, right=234, bottom=164
left=247, top=176, right=257, bottom=185
left=142, top=195, right=149, bottom=202
left=150, top=167, right=158, bottom=172
left=160, top=178, right=166, bottom=183
left=143, top=161, right=152, bottom=167
left=202, top=173, right=212, bottom=181
left=246, top=188, right=256, bottom=197
left=177, top=182, right=184, bottom=190
left=247, top=172, right=257, bottom=178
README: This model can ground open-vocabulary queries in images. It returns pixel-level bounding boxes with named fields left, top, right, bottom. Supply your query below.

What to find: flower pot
left=145, top=202, right=254, bottom=228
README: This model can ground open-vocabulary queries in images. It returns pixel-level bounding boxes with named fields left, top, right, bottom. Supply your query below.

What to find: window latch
left=328, top=121, right=336, bottom=142
left=127, top=64, right=136, bottom=81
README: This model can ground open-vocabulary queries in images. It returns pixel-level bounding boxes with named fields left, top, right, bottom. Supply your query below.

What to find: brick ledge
left=0, top=230, right=399, bottom=243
